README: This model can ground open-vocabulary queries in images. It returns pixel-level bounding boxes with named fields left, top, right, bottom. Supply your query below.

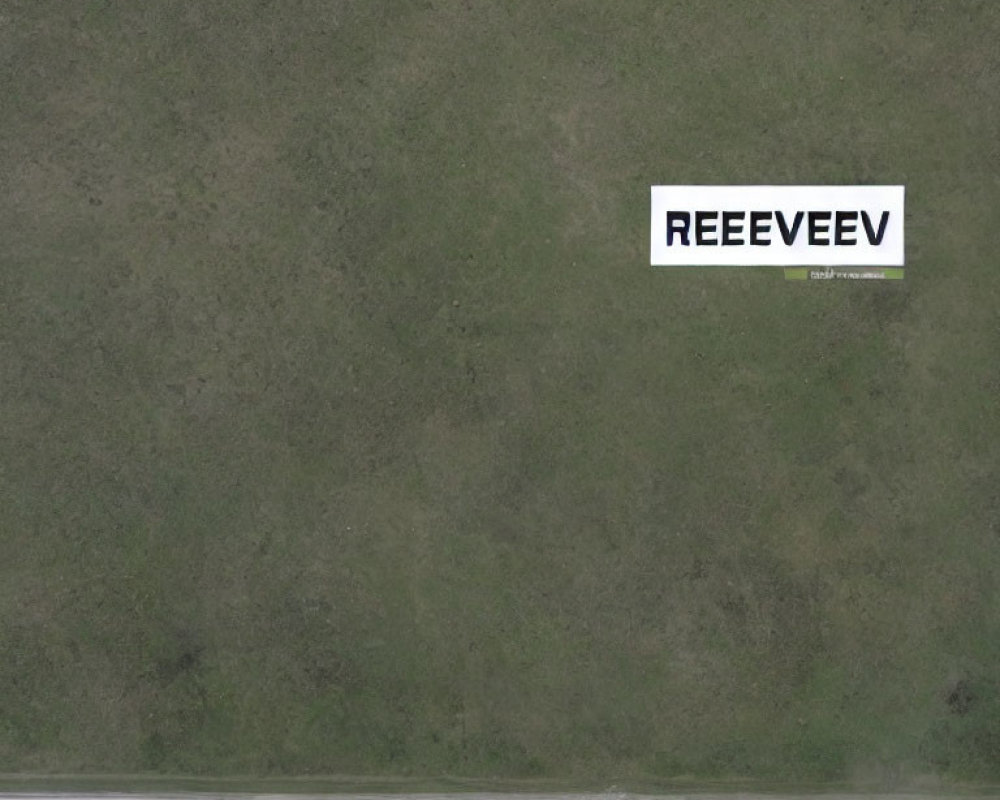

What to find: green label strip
left=784, top=268, right=904, bottom=280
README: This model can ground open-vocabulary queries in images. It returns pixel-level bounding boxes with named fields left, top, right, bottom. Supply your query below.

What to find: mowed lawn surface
left=2, top=0, right=1000, bottom=786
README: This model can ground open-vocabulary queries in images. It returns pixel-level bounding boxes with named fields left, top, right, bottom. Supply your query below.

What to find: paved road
left=2, top=793, right=998, bottom=800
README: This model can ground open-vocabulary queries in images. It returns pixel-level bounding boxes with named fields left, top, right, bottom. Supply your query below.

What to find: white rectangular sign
left=650, top=185, right=904, bottom=266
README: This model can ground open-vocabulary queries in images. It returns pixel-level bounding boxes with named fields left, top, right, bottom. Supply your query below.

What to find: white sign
left=650, top=185, right=904, bottom=266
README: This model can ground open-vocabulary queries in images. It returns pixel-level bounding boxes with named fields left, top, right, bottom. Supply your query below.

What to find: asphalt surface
left=1, top=793, right=997, bottom=800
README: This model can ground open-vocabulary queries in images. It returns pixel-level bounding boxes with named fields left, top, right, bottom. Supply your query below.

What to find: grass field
left=2, top=0, right=1000, bottom=789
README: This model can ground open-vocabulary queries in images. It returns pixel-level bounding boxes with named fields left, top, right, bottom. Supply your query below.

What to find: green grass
left=2, top=0, right=1000, bottom=789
